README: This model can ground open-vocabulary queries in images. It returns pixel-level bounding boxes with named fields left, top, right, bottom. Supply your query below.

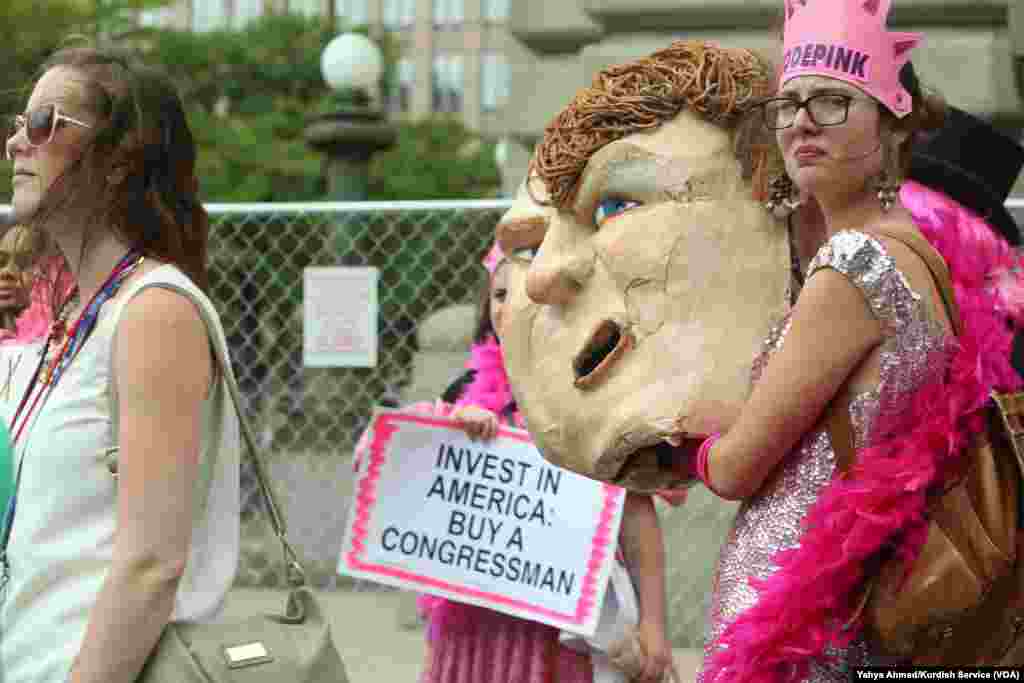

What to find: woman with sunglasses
left=677, top=0, right=1024, bottom=680
left=0, top=48, right=240, bottom=683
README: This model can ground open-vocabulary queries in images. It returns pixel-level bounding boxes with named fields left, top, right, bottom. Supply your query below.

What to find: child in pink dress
left=353, top=247, right=677, bottom=683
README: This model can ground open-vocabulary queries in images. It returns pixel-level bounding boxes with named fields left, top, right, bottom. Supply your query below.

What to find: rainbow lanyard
left=1, top=249, right=144, bottom=594
left=9, top=249, right=144, bottom=445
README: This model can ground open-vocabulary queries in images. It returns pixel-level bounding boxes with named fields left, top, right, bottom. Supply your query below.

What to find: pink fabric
left=781, top=0, right=921, bottom=117
left=0, top=256, right=74, bottom=346
left=420, top=601, right=593, bottom=683
left=454, top=335, right=515, bottom=416
left=483, top=242, right=505, bottom=276
left=417, top=391, right=527, bottom=645
left=702, top=180, right=1024, bottom=682
left=696, top=433, right=721, bottom=490
left=413, top=354, right=589, bottom=682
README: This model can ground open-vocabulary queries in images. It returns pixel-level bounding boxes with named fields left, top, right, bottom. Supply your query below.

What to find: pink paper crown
left=482, top=242, right=505, bottom=275
left=781, top=0, right=922, bottom=117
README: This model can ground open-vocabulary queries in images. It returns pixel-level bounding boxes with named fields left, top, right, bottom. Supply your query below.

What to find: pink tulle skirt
left=420, top=597, right=593, bottom=683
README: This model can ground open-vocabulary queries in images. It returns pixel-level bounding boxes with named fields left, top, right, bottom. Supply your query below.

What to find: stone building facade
left=499, top=0, right=1024, bottom=197
left=141, top=0, right=516, bottom=139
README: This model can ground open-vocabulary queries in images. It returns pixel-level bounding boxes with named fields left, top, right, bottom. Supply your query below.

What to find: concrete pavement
left=222, top=587, right=703, bottom=682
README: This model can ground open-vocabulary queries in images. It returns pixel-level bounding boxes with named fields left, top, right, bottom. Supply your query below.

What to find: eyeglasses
left=4, top=103, right=92, bottom=159
left=757, top=94, right=865, bottom=130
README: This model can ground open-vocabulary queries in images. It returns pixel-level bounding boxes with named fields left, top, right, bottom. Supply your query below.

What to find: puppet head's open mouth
left=608, top=440, right=694, bottom=493
left=574, top=320, right=631, bottom=389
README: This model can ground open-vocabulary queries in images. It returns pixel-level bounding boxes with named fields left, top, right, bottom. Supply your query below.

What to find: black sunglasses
left=757, top=93, right=869, bottom=131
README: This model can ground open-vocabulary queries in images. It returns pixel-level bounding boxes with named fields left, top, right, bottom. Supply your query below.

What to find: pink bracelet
left=695, top=432, right=722, bottom=492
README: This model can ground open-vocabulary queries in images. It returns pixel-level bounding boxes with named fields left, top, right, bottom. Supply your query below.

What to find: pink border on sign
left=345, top=412, right=624, bottom=626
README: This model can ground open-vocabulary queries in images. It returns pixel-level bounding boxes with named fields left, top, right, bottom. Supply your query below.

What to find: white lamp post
left=305, top=33, right=396, bottom=201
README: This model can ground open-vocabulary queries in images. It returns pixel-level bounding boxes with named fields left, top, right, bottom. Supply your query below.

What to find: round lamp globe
left=321, top=33, right=384, bottom=92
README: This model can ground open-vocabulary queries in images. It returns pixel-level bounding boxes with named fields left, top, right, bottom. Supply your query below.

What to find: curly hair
left=532, top=40, right=777, bottom=208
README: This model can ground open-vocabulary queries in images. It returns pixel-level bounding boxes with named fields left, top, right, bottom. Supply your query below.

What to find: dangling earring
left=874, top=170, right=901, bottom=212
left=765, top=173, right=803, bottom=218
left=873, top=144, right=902, bottom=212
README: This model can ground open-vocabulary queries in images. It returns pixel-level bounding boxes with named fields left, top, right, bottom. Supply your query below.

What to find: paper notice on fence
left=338, top=409, right=626, bottom=637
left=303, top=266, right=378, bottom=368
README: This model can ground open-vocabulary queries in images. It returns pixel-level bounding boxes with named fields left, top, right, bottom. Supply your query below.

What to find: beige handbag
left=119, top=283, right=350, bottom=682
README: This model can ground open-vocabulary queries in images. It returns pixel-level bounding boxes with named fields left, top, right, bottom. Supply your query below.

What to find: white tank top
left=0, top=265, right=241, bottom=682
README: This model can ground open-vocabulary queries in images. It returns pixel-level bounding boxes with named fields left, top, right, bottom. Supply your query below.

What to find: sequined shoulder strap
left=869, top=228, right=961, bottom=336
left=827, top=227, right=961, bottom=473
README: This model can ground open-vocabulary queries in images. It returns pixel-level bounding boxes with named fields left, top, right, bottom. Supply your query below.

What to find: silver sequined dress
left=698, top=230, right=952, bottom=681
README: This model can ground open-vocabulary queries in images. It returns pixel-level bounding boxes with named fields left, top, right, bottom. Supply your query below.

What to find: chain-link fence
left=205, top=200, right=510, bottom=453
left=0, top=198, right=1020, bottom=591
left=203, top=200, right=512, bottom=587
left=0, top=199, right=512, bottom=587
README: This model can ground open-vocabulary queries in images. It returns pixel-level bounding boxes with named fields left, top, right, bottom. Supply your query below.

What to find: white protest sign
left=303, top=266, right=378, bottom=368
left=338, top=409, right=626, bottom=637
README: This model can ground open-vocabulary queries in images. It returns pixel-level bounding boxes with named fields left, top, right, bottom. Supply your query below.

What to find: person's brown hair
left=26, top=46, right=209, bottom=291
left=889, top=63, right=946, bottom=175
left=531, top=40, right=776, bottom=209
left=472, top=273, right=496, bottom=344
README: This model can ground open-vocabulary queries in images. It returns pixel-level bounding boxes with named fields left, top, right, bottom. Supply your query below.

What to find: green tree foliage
left=89, top=0, right=175, bottom=41
left=2, top=10, right=500, bottom=204
left=369, top=118, right=501, bottom=200
left=0, top=0, right=92, bottom=201
left=151, top=14, right=499, bottom=201
left=134, top=12, right=371, bottom=201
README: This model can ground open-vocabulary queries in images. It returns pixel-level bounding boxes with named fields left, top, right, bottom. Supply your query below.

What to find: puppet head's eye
left=510, top=246, right=538, bottom=262
left=594, top=198, right=642, bottom=226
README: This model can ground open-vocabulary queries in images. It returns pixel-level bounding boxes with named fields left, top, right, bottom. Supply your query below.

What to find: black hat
left=908, top=106, right=1024, bottom=246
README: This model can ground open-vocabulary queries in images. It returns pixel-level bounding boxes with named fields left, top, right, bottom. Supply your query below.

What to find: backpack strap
left=869, top=227, right=962, bottom=337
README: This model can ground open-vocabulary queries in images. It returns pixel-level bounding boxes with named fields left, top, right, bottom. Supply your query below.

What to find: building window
left=139, top=6, right=175, bottom=27
left=388, top=58, right=415, bottom=113
left=234, top=0, right=265, bottom=26
left=383, top=0, right=415, bottom=30
left=482, top=0, right=509, bottom=23
left=290, top=0, right=322, bottom=16
left=480, top=52, right=509, bottom=112
left=432, top=53, right=464, bottom=113
left=192, top=0, right=229, bottom=32
left=335, top=0, right=369, bottom=26
left=433, top=0, right=463, bottom=28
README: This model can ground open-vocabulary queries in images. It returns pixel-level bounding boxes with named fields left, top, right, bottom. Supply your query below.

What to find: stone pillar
left=402, top=303, right=478, bottom=403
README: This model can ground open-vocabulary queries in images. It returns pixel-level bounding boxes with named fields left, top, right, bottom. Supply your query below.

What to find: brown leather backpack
left=826, top=228, right=1024, bottom=665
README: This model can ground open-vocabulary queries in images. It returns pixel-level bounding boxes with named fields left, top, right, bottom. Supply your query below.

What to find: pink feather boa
left=0, top=256, right=74, bottom=346
left=454, top=334, right=515, bottom=416
left=702, top=180, right=1024, bottom=682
